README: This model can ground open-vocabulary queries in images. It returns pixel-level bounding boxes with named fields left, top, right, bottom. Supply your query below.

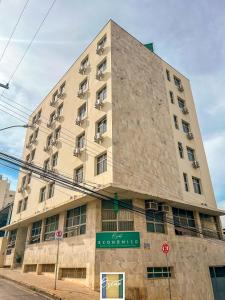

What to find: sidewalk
left=0, top=268, right=99, bottom=300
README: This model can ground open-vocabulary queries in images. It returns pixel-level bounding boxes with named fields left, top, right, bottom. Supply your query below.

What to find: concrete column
left=40, top=218, right=45, bottom=242
left=58, top=211, right=66, bottom=232
left=166, top=206, right=175, bottom=236
left=26, top=224, right=32, bottom=245
left=216, top=216, right=223, bottom=240
left=194, top=211, right=203, bottom=238
left=36, top=264, right=42, bottom=275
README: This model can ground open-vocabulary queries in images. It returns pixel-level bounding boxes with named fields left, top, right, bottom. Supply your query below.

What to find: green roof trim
left=145, top=43, right=154, bottom=53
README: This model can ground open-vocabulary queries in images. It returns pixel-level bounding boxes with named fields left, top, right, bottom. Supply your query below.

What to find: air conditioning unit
left=43, top=145, right=51, bottom=152
left=47, top=121, right=53, bottom=128
left=51, top=167, right=58, bottom=173
left=73, top=147, right=81, bottom=157
left=178, top=84, right=184, bottom=92
left=26, top=143, right=32, bottom=149
left=50, top=99, right=57, bottom=107
left=77, top=89, right=85, bottom=98
left=54, top=113, right=61, bottom=121
left=96, top=70, right=104, bottom=80
left=186, top=131, right=194, bottom=140
left=31, top=137, right=37, bottom=145
left=51, top=138, right=59, bottom=147
left=182, top=106, right=189, bottom=114
left=96, top=44, right=104, bottom=55
left=161, top=205, right=170, bottom=213
left=75, top=116, right=82, bottom=126
left=192, top=160, right=200, bottom=169
left=57, top=92, right=66, bottom=99
left=146, top=202, right=158, bottom=211
left=95, top=98, right=103, bottom=109
left=94, top=132, right=103, bottom=143
left=79, top=65, right=87, bottom=74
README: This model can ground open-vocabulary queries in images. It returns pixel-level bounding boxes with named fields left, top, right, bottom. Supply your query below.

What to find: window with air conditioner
left=97, top=35, right=107, bottom=53
left=174, top=76, right=181, bottom=88
left=97, top=116, right=107, bottom=134
left=80, top=56, right=89, bottom=71
left=97, top=59, right=107, bottom=74
left=74, top=166, right=84, bottom=183
left=182, top=120, right=190, bottom=133
left=187, top=147, right=195, bottom=161
left=77, top=133, right=85, bottom=149
left=80, top=78, right=88, bottom=93
left=64, top=205, right=86, bottom=237
left=178, top=97, right=185, bottom=109
left=145, top=201, right=165, bottom=233
left=97, top=85, right=107, bottom=101
left=78, top=103, right=86, bottom=119
left=102, top=199, right=134, bottom=231
left=96, top=153, right=107, bottom=175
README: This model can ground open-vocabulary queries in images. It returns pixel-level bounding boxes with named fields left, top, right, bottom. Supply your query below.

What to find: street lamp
left=0, top=124, right=33, bottom=132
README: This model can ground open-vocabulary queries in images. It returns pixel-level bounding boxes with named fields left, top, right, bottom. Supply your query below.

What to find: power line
left=0, top=150, right=223, bottom=241
left=0, top=98, right=219, bottom=209
left=6, top=0, right=57, bottom=84
left=0, top=0, right=30, bottom=64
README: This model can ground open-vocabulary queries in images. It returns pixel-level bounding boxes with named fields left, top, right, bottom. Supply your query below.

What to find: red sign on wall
left=162, top=242, right=169, bottom=254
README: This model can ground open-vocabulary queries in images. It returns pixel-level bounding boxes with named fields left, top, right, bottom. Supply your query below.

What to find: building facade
left=1, top=21, right=225, bottom=300
left=0, top=175, right=15, bottom=210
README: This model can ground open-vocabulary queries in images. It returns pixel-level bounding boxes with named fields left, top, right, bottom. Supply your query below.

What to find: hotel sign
left=96, top=232, right=140, bottom=248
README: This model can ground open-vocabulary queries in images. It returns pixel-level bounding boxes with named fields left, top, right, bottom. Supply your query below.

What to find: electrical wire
left=6, top=0, right=57, bottom=84
left=0, top=98, right=219, bottom=210
left=0, top=150, right=223, bottom=241
left=0, top=0, right=30, bottom=64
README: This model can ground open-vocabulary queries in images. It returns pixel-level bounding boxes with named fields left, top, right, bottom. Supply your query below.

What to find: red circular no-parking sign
left=55, top=230, right=63, bottom=240
left=162, top=242, right=170, bottom=254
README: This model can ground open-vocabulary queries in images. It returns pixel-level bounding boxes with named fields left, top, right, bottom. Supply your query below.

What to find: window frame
left=192, top=176, right=202, bottom=194
left=97, top=116, right=107, bottom=134
left=96, top=152, right=107, bottom=175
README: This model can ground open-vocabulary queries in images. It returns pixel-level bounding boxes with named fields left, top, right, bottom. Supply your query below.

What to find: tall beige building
left=0, top=175, right=15, bottom=209
left=1, top=20, right=225, bottom=300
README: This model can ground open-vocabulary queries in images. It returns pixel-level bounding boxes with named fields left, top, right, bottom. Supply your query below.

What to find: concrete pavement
left=0, top=278, right=49, bottom=300
left=0, top=268, right=99, bottom=300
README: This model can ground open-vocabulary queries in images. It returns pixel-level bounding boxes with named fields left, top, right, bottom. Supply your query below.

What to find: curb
left=0, top=274, right=62, bottom=300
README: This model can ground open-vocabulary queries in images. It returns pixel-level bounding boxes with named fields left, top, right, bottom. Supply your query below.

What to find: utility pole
left=0, top=82, right=9, bottom=89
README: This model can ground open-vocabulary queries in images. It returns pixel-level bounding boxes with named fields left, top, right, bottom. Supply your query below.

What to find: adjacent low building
left=1, top=20, right=225, bottom=300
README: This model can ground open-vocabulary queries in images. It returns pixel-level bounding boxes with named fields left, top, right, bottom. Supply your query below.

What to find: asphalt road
left=0, top=278, right=50, bottom=300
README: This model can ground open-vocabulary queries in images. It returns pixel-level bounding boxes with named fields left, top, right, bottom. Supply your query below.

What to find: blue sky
left=0, top=0, right=224, bottom=216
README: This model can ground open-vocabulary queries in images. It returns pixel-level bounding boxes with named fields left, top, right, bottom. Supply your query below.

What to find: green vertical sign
left=96, top=232, right=140, bottom=248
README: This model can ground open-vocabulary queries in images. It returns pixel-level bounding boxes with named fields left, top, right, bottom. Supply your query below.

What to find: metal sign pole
left=166, top=253, right=172, bottom=300
left=54, top=239, right=60, bottom=290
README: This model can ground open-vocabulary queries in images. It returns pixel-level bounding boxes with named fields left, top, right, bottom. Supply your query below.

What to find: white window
left=97, top=116, right=107, bottom=134
left=97, top=86, right=107, bottom=101
left=74, top=166, right=83, bottom=183
left=97, top=153, right=107, bottom=175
